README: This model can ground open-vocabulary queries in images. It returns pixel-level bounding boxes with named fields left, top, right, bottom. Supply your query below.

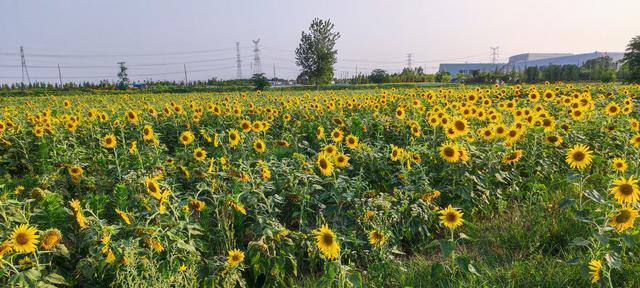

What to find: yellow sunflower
left=331, top=128, right=344, bottom=142
left=630, top=134, right=640, bottom=148
left=253, top=139, right=266, bottom=153
left=345, top=135, right=359, bottom=149
left=102, top=134, right=117, bottom=149
left=228, top=129, right=241, bottom=147
left=610, top=176, right=640, bottom=204
left=10, top=224, right=40, bottom=253
left=565, top=144, right=593, bottom=170
left=334, top=153, right=349, bottom=168
left=68, top=165, right=84, bottom=177
left=588, top=259, right=602, bottom=284
left=502, top=150, right=524, bottom=165
left=179, top=131, right=195, bottom=145
left=439, top=205, right=463, bottom=230
left=40, top=229, right=62, bottom=250
left=368, top=230, right=386, bottom=247
left=193, top=147, right=207, bottom=161
left=313, top=224, right=340, bottom=260
left=611, top=157, right=628, bottom=173
left=226, top=249, right=245, bottom=267
left=316, top=153, right=334, bottom=176
left=609, top=207, right=638, bottom=232
left=438, top=142, right=460, bottom=163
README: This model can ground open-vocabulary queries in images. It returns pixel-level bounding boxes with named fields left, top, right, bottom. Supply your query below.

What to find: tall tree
left=295, top=18, right=340, bottom=85
left=623, top=35, right=640, bottom=83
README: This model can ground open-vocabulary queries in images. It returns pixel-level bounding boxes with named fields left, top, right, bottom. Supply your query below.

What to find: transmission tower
left=252, top=38, right=262, bottom=75
left=406, top=53, right=413, bottom=69
left=20, top=46, right=31, bottom=85
left=490, top=46, right=499, bottom=64
left=236, top=42, right=242, bottom=79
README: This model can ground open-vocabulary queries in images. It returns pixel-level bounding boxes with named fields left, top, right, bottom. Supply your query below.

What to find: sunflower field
left=1, top=83, right=640, bottom=287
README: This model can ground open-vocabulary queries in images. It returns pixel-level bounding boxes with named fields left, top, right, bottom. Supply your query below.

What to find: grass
left=298, top=200, right=640, bottom=287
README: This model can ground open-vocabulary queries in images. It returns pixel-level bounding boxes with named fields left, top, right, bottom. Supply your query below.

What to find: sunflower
left=313, top=224, right=340, bottom=260
left=228, top=129, right=241, bottom=147
left=395, top=107, right=406, bottom=119
left=629, top=134, right=640, bottom=148
left=334, top=153, right=349, bottom=168
left=32, top=126, right=45, bottom=137
left=142, top=125, right=155, bottom=141
left=345, top=135, right=359, bottom=149
left=125, top=110, right=139, bottom=124
left=193, top=147, right=207, bottom=161
left=609, top=207, right=638, bottom=232
left=316, top=153, right=334, bottom=176
left=40, top=229, right=62, bottom=250
left=438, top=142, right=460, bottom=163
left=439, top=205, right=463, bottom=230
left=68, top=165, right=84, bottom=177
left=565, top=144, right=593, bottom=170
left=322, top=144, right=338, bottom=156
left=604, top=102, right=620, bottom=117
left=102, top=134, right=117, bottom=149
left=10, top=224, right=40, bottom=253
left=368, top=230, right=386, bottom=247
left=502, top=150, right=524, bottom=164
left=179, top=131, right=194, bottom=145
left=226, top=249, right=245, bottom=267
left=331, top=128, right=344, bottom=142
left=449, top=117, right=469, bottom=137
left=239, top=120, right=251, bottom=132
left=588, top=259, right=602, bottom=284
left=115, top=208, right=132, bottom=225
left=610, top=176, right=640, bottom=204
left=0, top=241, right=12, bottom=258
left=316, top=126, right=325, bottom=140
left=253, top=139, right=266, bottom=153
left=544, top=134, right=563, bottom=145
left=611, top=158, right=628, bottom=173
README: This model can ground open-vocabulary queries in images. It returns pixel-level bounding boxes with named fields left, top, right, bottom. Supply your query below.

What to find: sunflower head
left=226, top=249, right=245, bottom=267
left=10, top=224, right=40, bottom=253
left=565, top=144, right=593, bottom=170
left=313, top=224, right=340, bottom=260
left=609, top=207, right=638, bottom=232
left=439, top=205, right=464, bottom=230
left=368, top=230, right=386, bottom=247
left=40, top=229, right=62, bottom=250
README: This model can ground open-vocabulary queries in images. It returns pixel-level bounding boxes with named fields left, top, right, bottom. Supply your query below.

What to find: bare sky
left=1, top=0, right=638, bottom=84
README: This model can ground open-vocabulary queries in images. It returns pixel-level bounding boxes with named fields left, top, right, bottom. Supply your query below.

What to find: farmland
left=1, top=84, right=640, bottom=287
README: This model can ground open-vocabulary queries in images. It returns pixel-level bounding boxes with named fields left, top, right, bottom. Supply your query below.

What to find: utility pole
left=20, top=46, right=31, bottom=85
left=272, top=63, right=276, bottom=86
left=183, top=64, right=188, bottom=84
left=236, top=42, right=242, bottom=79
left=355, top=64, right=358, bottom=84
left=57, top=64, right=63, bottom=87
left=252, top=38, right=262, bottom=74
left=490, top=46, right=499, bottom=64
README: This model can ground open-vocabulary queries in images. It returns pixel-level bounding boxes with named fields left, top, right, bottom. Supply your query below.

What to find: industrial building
left=439, top=51, right=625, bottom=77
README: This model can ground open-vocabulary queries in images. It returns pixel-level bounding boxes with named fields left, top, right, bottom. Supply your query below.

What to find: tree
left=434, top=71, right=451, bottom=83
left=295, top=18, right=340, bottom=86
left=117, top=62, right=129, bottom=89
left=251, top=73, right=271, bottom=90
left=623, top=35, right=640, bottom=83
left=524, top=66, right=540, bottom=83
left=368, top=69, right=389, bottom=84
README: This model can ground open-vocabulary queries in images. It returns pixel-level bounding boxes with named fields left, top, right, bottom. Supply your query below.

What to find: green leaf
left=430, top=263, right=444, bottom=279
left=439, top=239, right=455, bottom=258
left=44, top=273, right=68, bottom=285
left=558, top=197, right=576, bottom=209
left=583, top=189, right=605, bottom=204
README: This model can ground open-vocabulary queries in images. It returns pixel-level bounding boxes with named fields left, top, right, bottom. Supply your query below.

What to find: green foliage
left=623, top=35, right=640, bottom=83
left=295, top=18, right=340, bottom=85
left=251, top=73, right=271, bottom=91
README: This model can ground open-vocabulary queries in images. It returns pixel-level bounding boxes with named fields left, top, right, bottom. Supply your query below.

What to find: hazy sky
left=1, top=0, right=638, bottom=84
